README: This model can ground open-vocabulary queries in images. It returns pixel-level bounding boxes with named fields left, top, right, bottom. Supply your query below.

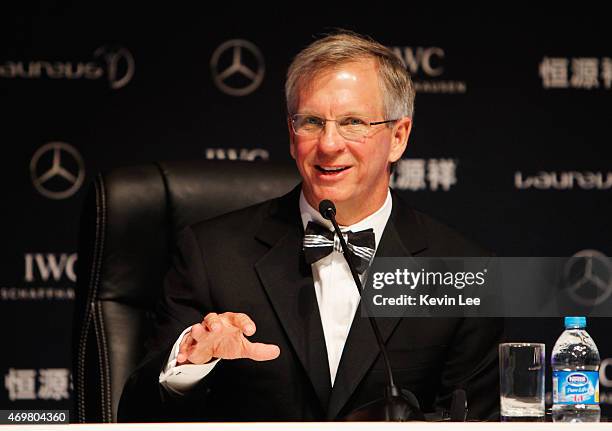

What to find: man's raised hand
left=176, top=312, right=280, bottom=365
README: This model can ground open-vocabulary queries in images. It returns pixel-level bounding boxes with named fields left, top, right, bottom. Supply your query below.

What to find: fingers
left=177, top=323, right=208, bottom=364
left=228, top=312, right=256, bottom=336
left=243, top=341, right=281, bottom=361
left=189, top=311, right=279, bottom=363
left=203, top=312, right=256, bottom=336
left=190, top=322, right=207, bottom=340
left=203, top=312, right=222, bottom=332
left=177, top=331, right=194, bottom=364
left=185, top=323, right=215, bottom=364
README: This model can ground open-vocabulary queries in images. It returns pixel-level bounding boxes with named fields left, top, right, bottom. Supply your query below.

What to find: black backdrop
left=1, top=6, right=611, bottom=417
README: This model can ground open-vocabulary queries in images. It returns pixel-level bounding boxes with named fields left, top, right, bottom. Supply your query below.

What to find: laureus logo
left=0, top=45, right=134, bottom=90
left=93, top=46, right=135, bottom=89
left=515, top=171, right=612, bottom=190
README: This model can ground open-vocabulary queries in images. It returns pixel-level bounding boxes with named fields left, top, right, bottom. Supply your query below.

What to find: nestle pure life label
left=553, top=371, right=599, bottom=404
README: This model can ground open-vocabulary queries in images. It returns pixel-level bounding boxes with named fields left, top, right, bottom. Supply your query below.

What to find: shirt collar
left=299, top=189, right=392, bottom=249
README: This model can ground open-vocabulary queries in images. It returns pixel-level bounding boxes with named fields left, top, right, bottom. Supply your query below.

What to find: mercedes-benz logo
left=563, top=250, right=612, bottom=307
left=94, top=46, right=135, bottom=90
left=210, top=39, right=265, bottom=96
left=30, top=142, right=85, bottom=200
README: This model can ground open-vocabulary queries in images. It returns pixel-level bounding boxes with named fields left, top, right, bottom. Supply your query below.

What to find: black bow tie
left=303, top=221, right=376, bottom=274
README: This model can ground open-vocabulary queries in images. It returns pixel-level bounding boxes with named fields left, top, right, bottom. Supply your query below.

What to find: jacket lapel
left=326, top=191, right=428, bottom=419
left=254, top=186, right=332, bottom=413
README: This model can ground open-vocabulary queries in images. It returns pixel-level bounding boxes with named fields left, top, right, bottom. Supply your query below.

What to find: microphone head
left=318, top=199, right=336, bottom=220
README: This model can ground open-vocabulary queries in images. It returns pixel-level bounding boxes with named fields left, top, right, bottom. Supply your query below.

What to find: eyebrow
left=295, top=110, right=374, bottom=118
left=341, top=111, right=372, bottom=117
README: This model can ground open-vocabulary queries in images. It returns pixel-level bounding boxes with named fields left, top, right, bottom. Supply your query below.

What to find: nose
left=317, top=121, right=346, bottom=154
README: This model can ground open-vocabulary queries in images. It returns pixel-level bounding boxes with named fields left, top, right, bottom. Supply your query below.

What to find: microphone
left=319, top=199, right=336, bottom=220
left=318, top=199, right=425, bottom=421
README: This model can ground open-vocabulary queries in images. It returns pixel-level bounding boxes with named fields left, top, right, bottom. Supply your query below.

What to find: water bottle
left=551, top=316, right=600, bottom=422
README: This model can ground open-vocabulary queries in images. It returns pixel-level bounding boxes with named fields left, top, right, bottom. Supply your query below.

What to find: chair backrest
left=73, top=160, right=300, bottom=423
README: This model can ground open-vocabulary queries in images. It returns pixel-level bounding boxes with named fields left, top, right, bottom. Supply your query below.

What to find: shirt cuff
left=158, top=326, right=221, bottom=395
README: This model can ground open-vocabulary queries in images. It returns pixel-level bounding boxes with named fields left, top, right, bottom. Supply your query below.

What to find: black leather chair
left=73, top=160, right=300, bottom=423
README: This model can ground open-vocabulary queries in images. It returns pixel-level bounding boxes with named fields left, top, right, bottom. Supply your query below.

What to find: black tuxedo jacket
left=118, top=186, right=503, bottom=422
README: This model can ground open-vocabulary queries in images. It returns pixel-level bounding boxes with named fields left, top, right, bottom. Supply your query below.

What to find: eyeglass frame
left=289, top=113, right=399, bottom=140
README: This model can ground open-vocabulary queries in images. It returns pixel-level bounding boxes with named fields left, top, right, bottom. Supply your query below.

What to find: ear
left=388, top=117, right=412, bottom=163
left=288, top=116, right=297, bottom=160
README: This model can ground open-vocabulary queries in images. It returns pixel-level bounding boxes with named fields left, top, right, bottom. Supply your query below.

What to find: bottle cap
left=564, top=316, right=586, bottom=329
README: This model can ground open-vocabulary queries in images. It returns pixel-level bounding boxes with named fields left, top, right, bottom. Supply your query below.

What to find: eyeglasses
left=290, top=114, right=398, bottom=141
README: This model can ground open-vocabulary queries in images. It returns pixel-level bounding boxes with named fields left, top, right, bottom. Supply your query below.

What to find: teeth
left=318, top=166, right=347, bottom=172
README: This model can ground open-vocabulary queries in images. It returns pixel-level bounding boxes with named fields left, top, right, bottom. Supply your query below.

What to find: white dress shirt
left=159, top=190, right=392, bottom=394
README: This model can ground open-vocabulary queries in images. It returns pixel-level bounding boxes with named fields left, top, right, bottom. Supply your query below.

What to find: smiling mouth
left=315, top=165, right=350, bottom=174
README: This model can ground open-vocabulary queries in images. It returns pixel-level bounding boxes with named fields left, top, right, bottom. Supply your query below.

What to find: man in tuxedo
left=119, top=31, right=502, bottom=422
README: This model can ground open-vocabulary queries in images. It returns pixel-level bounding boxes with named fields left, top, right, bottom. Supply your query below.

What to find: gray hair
left=285, top=30, right=415, bottom=121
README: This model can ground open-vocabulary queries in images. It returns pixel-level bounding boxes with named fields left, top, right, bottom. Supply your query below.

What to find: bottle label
left=553, top=370, right=599, bottom=405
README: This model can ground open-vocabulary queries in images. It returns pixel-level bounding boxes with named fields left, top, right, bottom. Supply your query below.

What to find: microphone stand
left=319, top=200, right=424, bottom=421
